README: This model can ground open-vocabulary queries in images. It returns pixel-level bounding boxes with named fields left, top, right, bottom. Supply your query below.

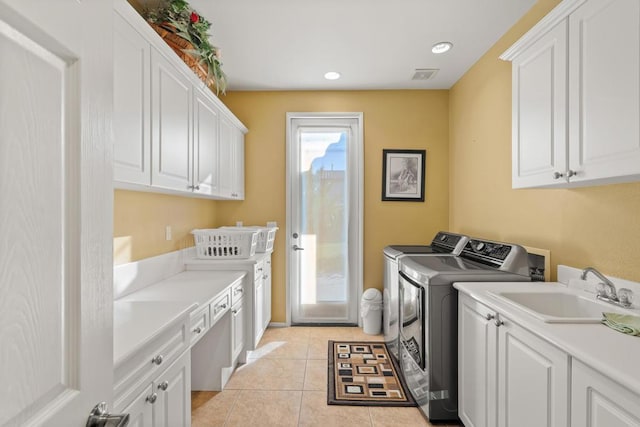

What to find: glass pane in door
left=296, top=130, right=349, bottom=321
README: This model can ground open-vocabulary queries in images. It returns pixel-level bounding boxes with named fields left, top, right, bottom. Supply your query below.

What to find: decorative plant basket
left=148, top=22, right=208, bottom=83
left=144, top=0, right=227, bottom=94
left=192, top=229, right=258, bottom=259
left=220, top=226, right=278, bottom=253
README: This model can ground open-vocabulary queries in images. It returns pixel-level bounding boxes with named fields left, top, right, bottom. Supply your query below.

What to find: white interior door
left=0, top=1, right=114, bottom=425
left=286, top=113, right=363, bottom=325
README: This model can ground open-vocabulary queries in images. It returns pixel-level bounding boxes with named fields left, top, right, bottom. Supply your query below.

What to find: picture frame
left=381, top=149, right=426, bottom=202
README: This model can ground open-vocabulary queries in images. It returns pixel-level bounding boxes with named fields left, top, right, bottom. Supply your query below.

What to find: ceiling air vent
left=412, top=69, right=438, bottom=80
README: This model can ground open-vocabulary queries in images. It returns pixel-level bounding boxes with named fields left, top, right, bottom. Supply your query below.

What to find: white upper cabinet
left=510, top=20, right=568, bottom=188
left=114, top=10, right=151, bottom=185
left=502, top=0, right=640, bottom=188
left=151, top=48, right=193, bottom=192
left=193, top=88, right=220, bottom=196
left=113, top=0, right=247, bottom=199
left=568, top=0, right=640, bottom=184
left=219, top=115, right=245, bottom=200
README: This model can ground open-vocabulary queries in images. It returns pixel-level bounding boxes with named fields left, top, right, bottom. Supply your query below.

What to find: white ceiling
left=188, top=0, right=536, bottom=91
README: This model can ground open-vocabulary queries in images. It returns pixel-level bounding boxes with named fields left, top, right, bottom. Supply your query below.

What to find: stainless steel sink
left=489, top=290, right=617, bottom=323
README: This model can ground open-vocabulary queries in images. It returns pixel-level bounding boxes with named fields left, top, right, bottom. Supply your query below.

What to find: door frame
left=285, top=112, right=364, bottom=326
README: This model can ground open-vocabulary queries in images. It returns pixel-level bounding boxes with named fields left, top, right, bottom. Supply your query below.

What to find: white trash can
left=361, top=288, right=383, bottom=335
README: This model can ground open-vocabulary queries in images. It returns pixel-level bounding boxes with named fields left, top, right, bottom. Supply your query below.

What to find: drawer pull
left=485, top=313, right=495, bottom=320
left=193, top=326, right=203, bottom=334
left=232, top=309, right=238, bottom=314
left=234, top=288, right=243, bottom=294
left=151, top=355, right=164, bottom=366
left=215, top=303, right=228, bottom=314
left=146, top=393, right=158, bottom=404
left=263, top=275, right=268, bottom=280
left=158, top=381, right=169, bottom=391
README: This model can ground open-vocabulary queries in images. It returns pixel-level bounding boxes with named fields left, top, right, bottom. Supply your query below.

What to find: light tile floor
left=192, top=326, right=461, bottom=427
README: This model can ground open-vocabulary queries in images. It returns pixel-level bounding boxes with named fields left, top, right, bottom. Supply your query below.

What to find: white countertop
left=118, top=270, right=246, bottom=307
left=114, top=270, right=246, bottom=365
left=113, top=300, right=195, bottom=365
left=455, top=281, right=640, bottom=396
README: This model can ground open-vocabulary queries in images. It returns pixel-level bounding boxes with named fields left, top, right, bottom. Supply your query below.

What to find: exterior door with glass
left=287, top=113, right=363, bottom=325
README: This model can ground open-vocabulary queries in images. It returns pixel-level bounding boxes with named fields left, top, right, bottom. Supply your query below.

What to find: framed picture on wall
left=382, top=149, right=426, bottom=202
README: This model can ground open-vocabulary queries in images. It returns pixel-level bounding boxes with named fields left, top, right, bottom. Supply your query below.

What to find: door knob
left=86, top=402, right=129, bottom=427
left=292, top=245, right=305, bottom=251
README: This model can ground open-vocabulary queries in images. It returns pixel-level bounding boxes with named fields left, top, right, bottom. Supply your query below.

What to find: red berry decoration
left=190, top=12, right=199, bottom=23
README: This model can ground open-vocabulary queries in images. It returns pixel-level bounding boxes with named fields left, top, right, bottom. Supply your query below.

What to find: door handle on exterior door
left=292, top=245, right=305, bottom=251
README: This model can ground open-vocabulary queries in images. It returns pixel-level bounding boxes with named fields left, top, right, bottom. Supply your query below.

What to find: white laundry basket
left=361, top=288, right=383, bottom=335
left=219, top=226, right=278, bottom=253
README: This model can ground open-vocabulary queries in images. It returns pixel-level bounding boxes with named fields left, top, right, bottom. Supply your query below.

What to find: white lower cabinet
left=458, top=294, right=569, bottom=427
left=458, top=296, right=498, bottom=427
left=262, top=255, right=272, bottom=330
left=254, top=270, right=265, bottom=346
left=153, top=350, right=191, bottom=427
left=572, top=360, right=640, bottom=427
left=121, top=350, right=191, bottom=427
left=122, top=385, right=153, bottom=427
left=497, top=315, right=569, bottom=427
left=186, top=253, right=272, bottom=350
left=231, top=297, right=245, bottom=362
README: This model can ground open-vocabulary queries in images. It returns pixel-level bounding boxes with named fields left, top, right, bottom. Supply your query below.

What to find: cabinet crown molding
left=500, top=0, right=586, bottom=61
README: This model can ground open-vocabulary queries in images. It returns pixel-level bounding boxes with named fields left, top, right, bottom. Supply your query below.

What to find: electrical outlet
left=165, top=226, right=172, bottom=241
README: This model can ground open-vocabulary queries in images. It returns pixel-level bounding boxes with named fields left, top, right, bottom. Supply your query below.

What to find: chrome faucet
left=580, top=267, right=634, bottom=308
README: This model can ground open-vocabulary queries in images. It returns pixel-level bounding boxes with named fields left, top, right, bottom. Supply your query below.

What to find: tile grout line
left=222, top=389, right=242, bottom=427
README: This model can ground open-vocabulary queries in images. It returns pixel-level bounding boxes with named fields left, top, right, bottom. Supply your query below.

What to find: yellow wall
left=449, top=0, right=640, bottom=282
left=113, top=190, right=218, bottom=264
left=219, top=91, right=450, bottom=322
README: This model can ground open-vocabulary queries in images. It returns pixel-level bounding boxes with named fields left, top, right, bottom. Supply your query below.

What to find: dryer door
left=399, top=271, right=425, bottom=370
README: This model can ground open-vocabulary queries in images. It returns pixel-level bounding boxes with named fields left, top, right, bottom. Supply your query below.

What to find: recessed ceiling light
left=324, top=71, right=341, bottom=80
left=432, top=42, right=453, bottom=54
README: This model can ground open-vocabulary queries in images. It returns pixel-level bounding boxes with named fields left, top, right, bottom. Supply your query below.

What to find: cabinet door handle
left=566, top=170, right=577, bottom=178
left=234, top=287, right=243, bottom=294
left=158, top=381, right=169, bottom=391
left=232, top=309, right=238, bottom=314
left=146, top=393, right=158, bottom=404
left=193, top=326, right=203, bottom=334
left=151, top=355, right=164, bottom=365
left=553, top=171, right=564, bottom=180
left=485, top=313, right=495, bottom=320
left=495, top=319, right=504, bottom=327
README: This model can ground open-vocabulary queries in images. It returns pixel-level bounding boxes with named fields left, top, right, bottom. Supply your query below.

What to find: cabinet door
left=151, top=49, right=193, bottom=191
left=497, top=317, right=569, bottom=427
left=262, top=255, right=272, bottom=329
left=254, top=278, right=265, bottom=345
left=511, top=19, right=568, bottom=188
left=232, top=128, right=245, bottom=200
left=568, top=0, right=640, bottom=184
left=232, top=300, right=245, bottom=361
left=572, top=359, right=640, bottom=427
left=193, top=87, right=219, bottom=196
left=219, top=114, right=245, bottom=199
left=458, top=295, right=498, bottom=427
left=113, top=12, right=151, bottom=186
left=122, top=385, right=154, bottom=427
left=153, top=350, right=191, bottom=427
left=218, top=114, right=234, bottom=198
